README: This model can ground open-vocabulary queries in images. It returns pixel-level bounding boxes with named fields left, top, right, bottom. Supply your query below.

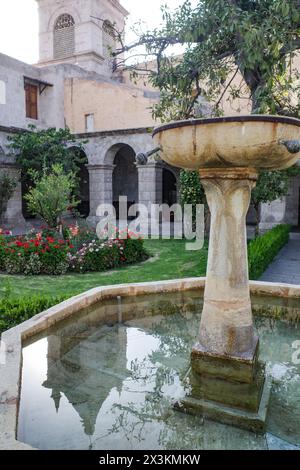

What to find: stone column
left=192, top=168, right=259, bottom=375
left=0, top=163, right=26, bottom=229
left=137, top=162, right=163, bottom=208
left=137, top=163, right=163, bottom=235
left=86, top=164, right=115, bottom=226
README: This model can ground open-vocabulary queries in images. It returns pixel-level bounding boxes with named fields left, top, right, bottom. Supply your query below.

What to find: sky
left=0, top=0, right=189, bottom=64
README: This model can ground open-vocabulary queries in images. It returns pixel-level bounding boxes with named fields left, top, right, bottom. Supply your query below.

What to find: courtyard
left=1, top=0, right=300, bottom=460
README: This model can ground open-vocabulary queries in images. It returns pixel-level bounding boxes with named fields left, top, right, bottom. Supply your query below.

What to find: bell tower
left=35, top=0, right=128, bottom=75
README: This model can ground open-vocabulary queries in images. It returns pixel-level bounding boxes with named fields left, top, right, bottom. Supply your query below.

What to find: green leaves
left=121, top=0, right=300, bottom=119
left=8, top=126, right=87, bottom=178
left=24, top=164, right=80, bottom=228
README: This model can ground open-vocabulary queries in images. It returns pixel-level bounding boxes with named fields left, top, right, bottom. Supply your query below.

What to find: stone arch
left=54, top=13, right=76, bottom=60
left=162, top=168, right=178, bottom=206
left=48, top=6, right=81, bottom=31
left=108, top=144, right=138, bottom=219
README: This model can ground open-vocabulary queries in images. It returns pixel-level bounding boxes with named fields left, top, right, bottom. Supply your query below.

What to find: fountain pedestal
left=176, top=167, right=272, bottom=432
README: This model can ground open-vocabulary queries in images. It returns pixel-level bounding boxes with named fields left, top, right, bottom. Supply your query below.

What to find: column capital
left=86, top=164, right=116, bottom=171
left=136, top=161, right=164, bottom=170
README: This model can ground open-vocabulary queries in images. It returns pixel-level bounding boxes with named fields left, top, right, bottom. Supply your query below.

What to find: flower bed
left=0, top=226, right=148, bottom=276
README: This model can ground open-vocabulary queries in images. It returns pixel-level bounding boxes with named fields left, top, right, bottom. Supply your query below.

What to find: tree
left=115, top=0, right=300, bottom=121
left=8, top=125, right=87, bottom=181
left=24, top=164, right=79, bottom=229
left=0, top=174, right=17, bottom=225
left=114, top=0, right=300, bottom=234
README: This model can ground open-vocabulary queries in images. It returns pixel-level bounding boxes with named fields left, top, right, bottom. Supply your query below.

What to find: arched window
left=102, top=20, right=116, bottom=70
left=54, top=14, right=75, bottom=60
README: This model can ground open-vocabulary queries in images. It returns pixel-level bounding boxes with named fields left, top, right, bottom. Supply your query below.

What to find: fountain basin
left=0, top=279, right=299, bottom=450
left=153, top=115, right=300, bottom=170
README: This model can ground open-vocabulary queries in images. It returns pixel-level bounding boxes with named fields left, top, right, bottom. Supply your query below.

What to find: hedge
left=0, top=224, right=291, bottom=334
left=0, top=295, right=68, bottom=334
left=248, top=224, right=291, bottom=280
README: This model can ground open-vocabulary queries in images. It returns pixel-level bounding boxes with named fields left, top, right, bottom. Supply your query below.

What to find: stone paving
left=260, top=238, right=300, bottom=285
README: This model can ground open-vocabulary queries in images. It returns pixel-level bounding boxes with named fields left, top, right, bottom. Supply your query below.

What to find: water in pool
left=17, top=291, right=300, bottom=450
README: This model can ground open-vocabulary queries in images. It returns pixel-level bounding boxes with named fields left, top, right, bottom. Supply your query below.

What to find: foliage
left=2, top=233, right=72, bottom=275
left=122, top=236, right=149, bottom=264
left=248, top=223, right=291, bottom=279
left=130, top=1, right=300, bottom=219
left=179, top=170, right=205, bottom=206
left=8, top=126, right=87, bottom=177
left=116, top=0, right=300, bottom=121
left=62, top=221, right=96, bottom=252
left=24, top=164, right=80, bottom=228
left=0, top=227, right=148, bottom=276
left=0, top=226, right=292, bottom=333
left=0, top=294, right=68, bottom=335
left=251, top=170, right=291, bottom=233
left=0, top=173, right=17, bottom=223
left=68, top=232, right=148, bottom=273
left=179, top=169, right=207, bottom=228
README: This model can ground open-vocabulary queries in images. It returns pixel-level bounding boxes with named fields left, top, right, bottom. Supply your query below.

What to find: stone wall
left=64, top=76, right=159, bottom=133
left=0, top=128, right=25, bottom=228
left=0, top=53, right=65, bottom=130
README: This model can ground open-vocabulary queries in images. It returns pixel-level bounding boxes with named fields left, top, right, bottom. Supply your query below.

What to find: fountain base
left=174, top=374, right=272, bottom=433
left=191, top=339, right=260, bottom=383
left=175, top=355, right=272, bottom=433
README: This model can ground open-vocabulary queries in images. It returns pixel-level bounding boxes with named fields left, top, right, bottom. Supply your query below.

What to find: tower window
left=54, top=13, right=75, bottom=60
left=25, top=83, right=38, bottom=120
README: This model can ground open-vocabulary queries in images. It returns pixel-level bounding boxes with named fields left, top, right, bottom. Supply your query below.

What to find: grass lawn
left=0, top=239, right=208, bottom=299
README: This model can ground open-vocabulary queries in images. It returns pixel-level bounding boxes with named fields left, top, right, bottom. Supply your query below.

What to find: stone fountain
left=152, top=115, right=300, bottom=432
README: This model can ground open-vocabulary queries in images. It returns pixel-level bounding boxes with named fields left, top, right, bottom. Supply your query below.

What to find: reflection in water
left=17, top=292, right=300, bottom=450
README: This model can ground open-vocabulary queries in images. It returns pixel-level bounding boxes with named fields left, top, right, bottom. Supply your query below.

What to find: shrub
left=68, top=234, right=148, bottom=273
left=248, top=224, right=291, bottom=280
left=0, top=294, right=68, bottom=334
left=0, top=227, right=148, bottom=276
left=0, top=232, right=13, bottom=271
left=122, top=236, right=149, bottom=264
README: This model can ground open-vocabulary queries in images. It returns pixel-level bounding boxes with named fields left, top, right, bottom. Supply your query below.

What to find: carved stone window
left=54, top=14, right=75, bottom=59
